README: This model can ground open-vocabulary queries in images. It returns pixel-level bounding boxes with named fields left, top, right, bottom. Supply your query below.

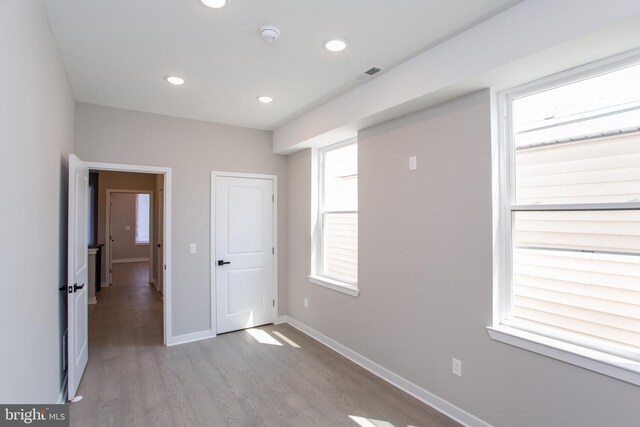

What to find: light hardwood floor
left=71, top=262, right=461, bottom=427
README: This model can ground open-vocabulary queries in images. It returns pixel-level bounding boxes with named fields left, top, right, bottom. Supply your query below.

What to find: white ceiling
left=43, top=0, right=521, bottom=130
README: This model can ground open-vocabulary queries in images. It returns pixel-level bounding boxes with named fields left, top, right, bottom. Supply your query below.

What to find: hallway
left=70, top=261, right=164, bottom=425
left=70, top=262, right=459, bottom=427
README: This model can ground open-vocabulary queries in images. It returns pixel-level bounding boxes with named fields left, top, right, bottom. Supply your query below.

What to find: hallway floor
left=70, top=262, right=459, bottom=427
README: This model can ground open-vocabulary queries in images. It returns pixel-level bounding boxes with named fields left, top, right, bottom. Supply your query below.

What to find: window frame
left=489, top=51, right=640, bottom=386
left=309, top=138, right=359, bottom=297
left=134, top=193, right=150, bottom=246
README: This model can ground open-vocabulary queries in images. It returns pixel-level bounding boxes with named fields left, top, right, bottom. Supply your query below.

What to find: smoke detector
left=259, top=26, right=280, bottom=43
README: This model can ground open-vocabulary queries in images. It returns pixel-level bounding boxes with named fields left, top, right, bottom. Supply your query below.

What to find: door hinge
left=272, top=194, right=274, bottom=203
left=272, top=247, right=274, bottom=255
left=272, top=299, right=275, bottom=307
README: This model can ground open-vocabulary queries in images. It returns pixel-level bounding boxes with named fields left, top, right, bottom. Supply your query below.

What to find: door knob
left=74, top=283, right=85, bottom=292
left=217, top=260, right=231, bottom=266
left=156, top=243, right=162, bottom=248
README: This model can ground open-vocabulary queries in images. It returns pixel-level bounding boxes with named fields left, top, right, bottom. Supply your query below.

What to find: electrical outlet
left=304, top=298, right=309, bottom=308
left=452, top=358, right=462, bottom=376
left=189, top=243, right=196, bottom=254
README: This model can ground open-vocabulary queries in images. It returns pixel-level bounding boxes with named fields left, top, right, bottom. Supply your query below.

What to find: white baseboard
left=57, top=375, right=68, bottom=404
left=100, top=282, right=109, bottom=288
left=112, top=257, right=149, bottom=264
left=283, top=316, right=491, bottom=427
left=274, top=315, right=288, bottom=324
left=88, top=297, right=97, bottom=305
left=168, top=329, right=216, bottom=346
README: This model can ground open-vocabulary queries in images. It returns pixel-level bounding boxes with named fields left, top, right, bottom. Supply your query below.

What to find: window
left=135, top=193, right=150, bottom=245
left=490, top=55, right=640, bottom=385
left=310, top=140, right=359, bottom=296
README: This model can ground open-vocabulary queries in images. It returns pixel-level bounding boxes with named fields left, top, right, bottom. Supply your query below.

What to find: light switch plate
left=189, top=244, right=196, bottom=254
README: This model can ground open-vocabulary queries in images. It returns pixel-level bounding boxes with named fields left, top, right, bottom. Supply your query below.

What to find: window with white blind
left=135, top=193, right=150, bottom=245
left=310, top=140, right=359, bottom=296
left=490, top=54, right=640, bottom=385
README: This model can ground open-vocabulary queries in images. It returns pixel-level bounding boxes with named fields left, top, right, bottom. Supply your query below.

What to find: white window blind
left=319, top=142, right=358, bottom=285
left=502, top=60, right=640, bottom=360
left=135, top=193, right=150, bottom=245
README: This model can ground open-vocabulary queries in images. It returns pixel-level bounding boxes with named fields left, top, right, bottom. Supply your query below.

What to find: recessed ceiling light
left=165, top=76, right=185, bottom=85
left=257, top=96, right=273, bottom=104
left=324, top=38, right=348, bottom=52
left=200, top=0, right=229, bottom=8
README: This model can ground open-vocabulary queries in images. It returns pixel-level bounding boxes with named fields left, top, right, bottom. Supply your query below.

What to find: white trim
left=100, top=282, right=109, bottom=288
left=85, top=161, right=172, bottom=347
left=308, top=275, right=360, bottom=297
left=487, top=326, right=640, bottom=386
left=111, top=257, right=149, bottom=264
left=210, top=171, right=278, bottom=335
left=312, top=139, right=359, bottom=288
left=57, top=375, right=68, bottom=404
left=284, top=316, right=491, bottom=427
left=274, top=316, right=288, bottom=325
left=88, top=297, right=97, bottom=305
left=168, top=329, right=216, bottom=347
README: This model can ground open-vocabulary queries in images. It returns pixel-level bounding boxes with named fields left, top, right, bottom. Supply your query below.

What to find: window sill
left=486, top=325, right=640, bottom=386
left=309, top=275, right=359, bottom=297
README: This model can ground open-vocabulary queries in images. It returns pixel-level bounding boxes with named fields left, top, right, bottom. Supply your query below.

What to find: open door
left=67, top=154, right=89, bottom=401
left=157, top=188, right=164, bottom=295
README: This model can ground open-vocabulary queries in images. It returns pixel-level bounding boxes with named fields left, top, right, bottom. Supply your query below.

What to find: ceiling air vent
left=355, top=66, right=384, bottom=82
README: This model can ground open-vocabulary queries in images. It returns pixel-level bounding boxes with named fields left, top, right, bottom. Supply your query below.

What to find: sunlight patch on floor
left=349, top=415, right=396, bottom=427
left=246, top=328, right=282, bottom=346
left=272, top=330, right=301, bottom=348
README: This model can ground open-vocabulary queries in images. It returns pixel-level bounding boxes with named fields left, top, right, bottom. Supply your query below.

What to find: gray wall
left=0, top=0, right=75, bottom=403
left=285, top=90, right=640, bottom=427
left=74, top=103, right=287, bottom=337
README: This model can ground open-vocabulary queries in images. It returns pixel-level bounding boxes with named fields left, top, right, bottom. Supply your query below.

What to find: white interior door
left=215, top=176, right=275, bottom=334
left=157, top=188, right=164, bottom=295
left=107, top=194, right=113, bottom=284
left=67, top=154, right=89, bottom=400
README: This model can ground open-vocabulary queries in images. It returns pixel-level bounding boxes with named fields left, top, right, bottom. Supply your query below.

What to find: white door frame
left=87, top=161, right=173, bottom=346
left=105, top=189, right=154, bottom=284
left=210, top=171, right=278, bottom=335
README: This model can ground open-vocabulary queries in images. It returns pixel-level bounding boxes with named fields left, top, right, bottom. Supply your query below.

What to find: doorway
left=67, top=156, right=172, bottom=401
left=211, top=172, right=278, bottom=334
left=106, top=189, right=153, bottom=286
